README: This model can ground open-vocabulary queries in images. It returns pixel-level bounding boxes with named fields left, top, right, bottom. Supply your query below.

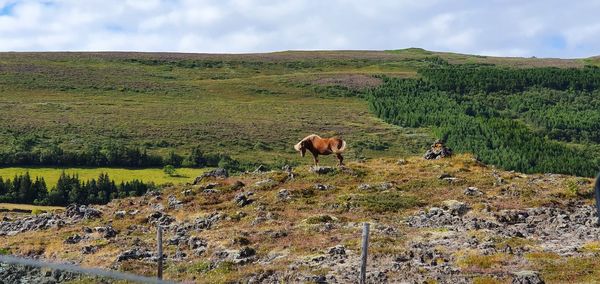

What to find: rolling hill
left=1, top=49, right=600, bottom=283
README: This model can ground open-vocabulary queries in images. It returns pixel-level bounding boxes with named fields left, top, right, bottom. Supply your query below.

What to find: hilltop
left=0, top=154, right=598, bottom=283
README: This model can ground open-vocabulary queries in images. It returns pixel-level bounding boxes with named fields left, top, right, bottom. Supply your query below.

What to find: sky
left=0, top=0, right=598, bottom=58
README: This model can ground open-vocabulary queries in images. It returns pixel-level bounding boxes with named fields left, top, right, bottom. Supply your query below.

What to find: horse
left=294, top=134, right=347, bottom=166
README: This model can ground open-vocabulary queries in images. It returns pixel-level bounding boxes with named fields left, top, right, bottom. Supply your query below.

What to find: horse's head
left=295, top=134, right=319, bottom=157
left=294, top=140, right=308, bottom=157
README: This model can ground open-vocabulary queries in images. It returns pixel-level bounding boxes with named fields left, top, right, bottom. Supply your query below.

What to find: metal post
left=360, top=222, right=370, bottom=284
left=595, top=173, right=600, bottom=225
left=157, top=226, right=163, bottom=280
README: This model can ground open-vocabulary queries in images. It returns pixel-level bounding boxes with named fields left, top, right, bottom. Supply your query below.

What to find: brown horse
left=294, top=134, right=347, bottom=166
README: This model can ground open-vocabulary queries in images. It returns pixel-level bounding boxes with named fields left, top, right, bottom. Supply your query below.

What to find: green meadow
left=0, top=167, right=205, bottom=186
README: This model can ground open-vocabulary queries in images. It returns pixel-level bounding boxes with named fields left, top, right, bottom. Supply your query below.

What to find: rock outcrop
left=423, top=140, right=453, bottom=160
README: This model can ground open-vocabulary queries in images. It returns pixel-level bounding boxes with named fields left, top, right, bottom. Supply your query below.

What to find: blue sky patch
left=544, top=35, right=567, bottom=50
left=0, top=2, right=16, bottom=16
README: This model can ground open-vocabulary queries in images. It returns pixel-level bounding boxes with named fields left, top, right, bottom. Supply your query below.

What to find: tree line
left=419, top=65, right=600, bottom=93
left=0, top=142, right=248, bottom=171
left=367, top=65, right=600, bottom=177
left=0, top=172, right=155, bottom=206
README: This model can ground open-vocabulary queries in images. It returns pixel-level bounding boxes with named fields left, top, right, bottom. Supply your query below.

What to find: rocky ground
left=0, top=154, right=598, bottom=283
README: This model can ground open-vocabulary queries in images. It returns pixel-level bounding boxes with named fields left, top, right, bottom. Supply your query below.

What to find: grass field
left=1, top=49, right=586, bottom=168
left=0, top=203, right=64, bottom=212
left=0, top=167, right=206, bottom=186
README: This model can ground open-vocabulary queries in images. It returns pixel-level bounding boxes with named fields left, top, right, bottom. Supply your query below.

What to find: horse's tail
left=333, top=139, right=347, bottom=153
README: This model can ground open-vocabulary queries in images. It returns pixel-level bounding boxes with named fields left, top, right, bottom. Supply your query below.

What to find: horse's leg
left=312, top=153, right=319, bottom=166
left=336, top=153, right=344, bottom=166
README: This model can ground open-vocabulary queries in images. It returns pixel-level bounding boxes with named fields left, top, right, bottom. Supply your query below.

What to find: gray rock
left=438, top=173, right=454, bottom=179
left=116, top=248, right=153, bottom=262
left=64, top=234, right=82, bottom=244
left=328, top=245, right=346, bottom=256
left=167, top=195, right=183, bottom=209
left=464, top=187, right=483, bottom=196
left=147, top=211, right=175, bottom=226
left=512, top=270, right=544, bottom=284
left=278, top=189, right=291, bottom=201
left=234, top=192, right=254, bottom=207
left=64, top=204, right=102, bottom=220
left=314, top=184, right=335, bottom=191
left=424, top=140, right=453, bottom=160
left=188, top=236, right=208, bottom=250
left=81, top=245, right=99, bottom=254
left=193, top=168, right=228, bottom=184
left=358, top=182, right=394, bottom=191
left=95, top=225, right=118, bottom=239
left=441, top=200, right=470, bottom=216
left=238, top=246, right=256, bottom=258
left=0, top=264, right=79, bottom=283
left=114, top=211, right=126, bottom=219
left=309, top=166, right=336, bottom=175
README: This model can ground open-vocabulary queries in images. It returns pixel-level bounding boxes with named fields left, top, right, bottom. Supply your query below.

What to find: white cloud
left=0, top=0, right=598, bottom=57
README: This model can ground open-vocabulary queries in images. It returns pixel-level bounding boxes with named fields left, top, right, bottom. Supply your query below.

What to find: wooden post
left=360, top=222, right=370, bottom=284
left=595, top=174, right=600, bottom=225
left=157, top=226, right=163, bottom=280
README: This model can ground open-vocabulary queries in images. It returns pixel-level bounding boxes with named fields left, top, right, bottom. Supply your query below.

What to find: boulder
left=116, top=248, right=153, bottom=262
left=314, top=184, right=335, bottom=191
left=65, top=204, right=102, bottom=220
left=278, top=189, right=291, bottom=201
left=441, top=200, right=470, bottom=216
left=308, top=166, right=336, bottom=175
left=64, top=234, right=82, bottom=244
left=167, top=195, right=183, bottom=209
left=147, top=211, right=176, bottom=226
left=358, top=182, right=395, bottom=191
left=114, top=211, right=126, bottom=219
left=328, top=245, right=346, bottom=256
left=234, top=192, right=254, bottom=207
left=424, top=140, right=453, bottom=160
left=464, top=187, right=484, bottom=196
left=94, top=225, right=118, bottom=239
left=81, top=245, right=99, bottom=254
left=193, top=168, right=229, bottom=184
left=512, top=271, right=544, bottom=284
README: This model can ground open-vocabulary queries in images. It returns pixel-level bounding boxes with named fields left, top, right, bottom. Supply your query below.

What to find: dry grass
left=0, top=154, right=596, bottom=282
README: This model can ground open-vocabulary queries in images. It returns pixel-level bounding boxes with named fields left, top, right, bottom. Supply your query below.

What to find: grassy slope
left=0, top=155, right=595, bottom=283
left=0, top=49, right=585, bottom=168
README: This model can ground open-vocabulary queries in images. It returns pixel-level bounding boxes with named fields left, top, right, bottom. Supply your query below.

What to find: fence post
left=595, top=173, right=600, bottom=225
left=360, top=222, right=370, bottom=284
left=157, top=225, right=163, bottom=280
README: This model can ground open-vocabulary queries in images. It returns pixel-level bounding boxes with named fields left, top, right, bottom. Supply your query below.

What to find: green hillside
left=0, top=49, right=598, bottom=175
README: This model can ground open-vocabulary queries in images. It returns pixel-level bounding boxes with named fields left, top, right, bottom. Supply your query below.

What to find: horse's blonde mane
left=294, top=134, right=320, bottom=151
